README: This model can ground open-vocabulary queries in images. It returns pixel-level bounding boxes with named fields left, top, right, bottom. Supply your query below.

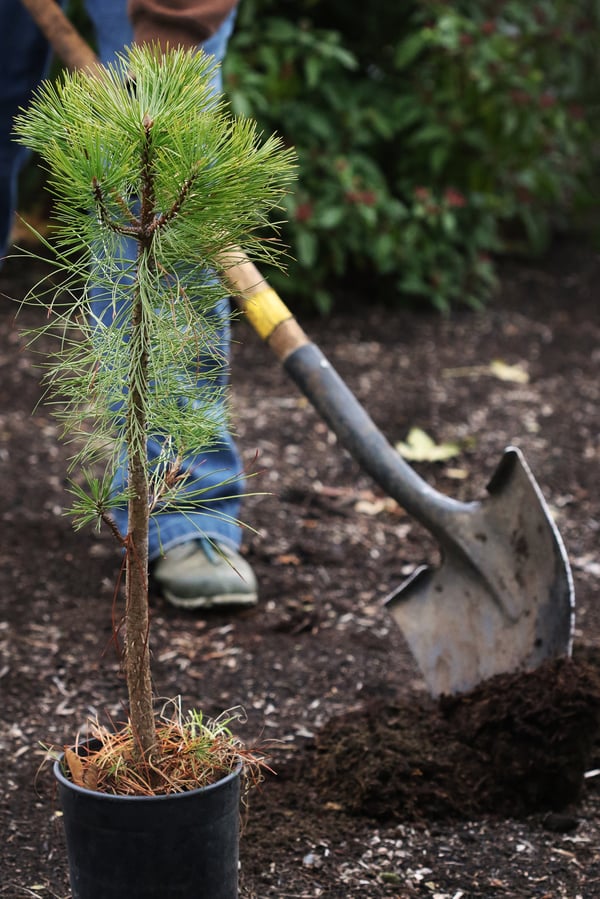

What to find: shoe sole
left=162, top=589, right=258, bottom=610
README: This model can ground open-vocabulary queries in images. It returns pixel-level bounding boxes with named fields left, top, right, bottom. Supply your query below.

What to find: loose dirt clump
left=298, top=657, right=600, bottom=825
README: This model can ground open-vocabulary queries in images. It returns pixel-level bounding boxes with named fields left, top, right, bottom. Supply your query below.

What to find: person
left=0, top=0, right=258, bottom=610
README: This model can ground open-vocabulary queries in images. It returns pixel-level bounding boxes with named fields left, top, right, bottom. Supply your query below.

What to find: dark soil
left=1, top=238, right=600, bottom=898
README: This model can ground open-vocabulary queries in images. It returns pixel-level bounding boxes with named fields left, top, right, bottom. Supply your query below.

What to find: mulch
left=1, top=237, right=600, bottom=897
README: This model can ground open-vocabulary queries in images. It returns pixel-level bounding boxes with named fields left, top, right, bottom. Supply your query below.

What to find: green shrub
left=15, top=1, right=600, bottom=312
left=225, top=0, right=600, bottom=312
left=225, top=10, right=405, bottom=312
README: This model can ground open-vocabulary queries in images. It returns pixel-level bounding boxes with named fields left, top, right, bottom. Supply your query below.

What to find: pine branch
left=92, top=177, right=140, bottom=238
left=151, top=163, right=201, bottom=233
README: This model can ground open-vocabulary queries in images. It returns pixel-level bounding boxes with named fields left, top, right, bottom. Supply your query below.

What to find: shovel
left=223, top=255, right=575, bottom=695
left=19, top=0, right=575, bottom=695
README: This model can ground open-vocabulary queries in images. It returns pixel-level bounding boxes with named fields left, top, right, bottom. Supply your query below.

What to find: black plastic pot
left=54, top=746, right=241, bottom=899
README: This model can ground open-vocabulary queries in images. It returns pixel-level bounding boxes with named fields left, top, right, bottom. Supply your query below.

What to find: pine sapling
left=14, top=44, right=295, bottom=777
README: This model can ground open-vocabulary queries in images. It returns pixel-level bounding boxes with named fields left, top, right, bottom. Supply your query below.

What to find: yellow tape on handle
left=243, top=287, right=293, bottom=341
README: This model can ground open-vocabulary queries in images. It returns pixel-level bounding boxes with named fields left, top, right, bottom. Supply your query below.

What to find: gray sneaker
left=153, top=540, right=258, bottom=610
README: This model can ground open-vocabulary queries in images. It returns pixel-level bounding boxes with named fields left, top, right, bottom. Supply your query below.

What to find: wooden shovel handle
left=219, top=251, right=309, bottom=361
left=20, top=0, right=99, bottom=72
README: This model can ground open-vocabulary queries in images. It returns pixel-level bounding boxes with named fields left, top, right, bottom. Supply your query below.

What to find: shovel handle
left=20, top=0, right=100, bottom=71
left=219, top=250, right=311, bottom=360
left=221, top=254, right=467, bottom=529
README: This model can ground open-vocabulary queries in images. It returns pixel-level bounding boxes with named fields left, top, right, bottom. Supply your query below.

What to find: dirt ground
left=1, top=239, right=599, bottom=898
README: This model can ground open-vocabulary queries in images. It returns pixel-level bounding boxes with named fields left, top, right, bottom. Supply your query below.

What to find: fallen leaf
left=82, top=764, right=99, bottom=791
left=444, top=467, right=469, bottom=480
left=64, top=747, right=84, bottom=787
left=354, top=497, right=398, bottom=515
left=275, top=553, right=301, bottom=566
left=395, top=427, right=460, bottom=462
left=489, top=359, right=530, bottom=383
left=442, top=359, right=529, bottom=383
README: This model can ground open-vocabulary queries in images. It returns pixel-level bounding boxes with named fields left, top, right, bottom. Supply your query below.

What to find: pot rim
left=53, top=753, right=243, bottom=802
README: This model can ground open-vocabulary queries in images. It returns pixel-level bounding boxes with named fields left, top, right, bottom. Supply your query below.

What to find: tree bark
left=124, top=113, right=157, bottom=765
left=125, top=290, right=155, bottom=765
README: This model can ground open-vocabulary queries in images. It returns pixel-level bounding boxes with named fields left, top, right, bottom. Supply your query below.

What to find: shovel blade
left=386, top=447, right=574, bottom=696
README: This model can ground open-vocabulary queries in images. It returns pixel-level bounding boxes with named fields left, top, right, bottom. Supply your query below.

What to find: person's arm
left=127, top=0, right=238, bottom=50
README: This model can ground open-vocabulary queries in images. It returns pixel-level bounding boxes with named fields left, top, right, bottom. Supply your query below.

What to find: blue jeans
left=0, top=0, right=243, bottom=558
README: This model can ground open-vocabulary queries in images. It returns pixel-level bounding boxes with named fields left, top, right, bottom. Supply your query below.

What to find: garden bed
left=1, top=239, right=599, bottom=897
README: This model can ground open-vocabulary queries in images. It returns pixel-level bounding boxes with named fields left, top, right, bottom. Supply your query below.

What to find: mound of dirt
left=292, top=658, right=600, bottom=823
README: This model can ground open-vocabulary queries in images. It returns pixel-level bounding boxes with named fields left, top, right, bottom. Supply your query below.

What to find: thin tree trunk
left=124, top=112, right=158, bottom=765
left=125, top=290, right=155, bottom=765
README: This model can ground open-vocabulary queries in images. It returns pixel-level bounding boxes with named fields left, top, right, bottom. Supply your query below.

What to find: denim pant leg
left=0, top=0, right=59, bottom=260
left=94, top=283, right=245, bottom=559
left=85, top=3, right=244, bottom=558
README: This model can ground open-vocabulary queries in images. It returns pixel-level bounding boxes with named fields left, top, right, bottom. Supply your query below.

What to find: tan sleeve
left=127, top=0, right=239, bottom=50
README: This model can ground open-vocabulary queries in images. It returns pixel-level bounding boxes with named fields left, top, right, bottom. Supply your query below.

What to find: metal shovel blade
left=386, top=446, right=574, bottom=696
left=279, top=344, right=574, bottom=696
